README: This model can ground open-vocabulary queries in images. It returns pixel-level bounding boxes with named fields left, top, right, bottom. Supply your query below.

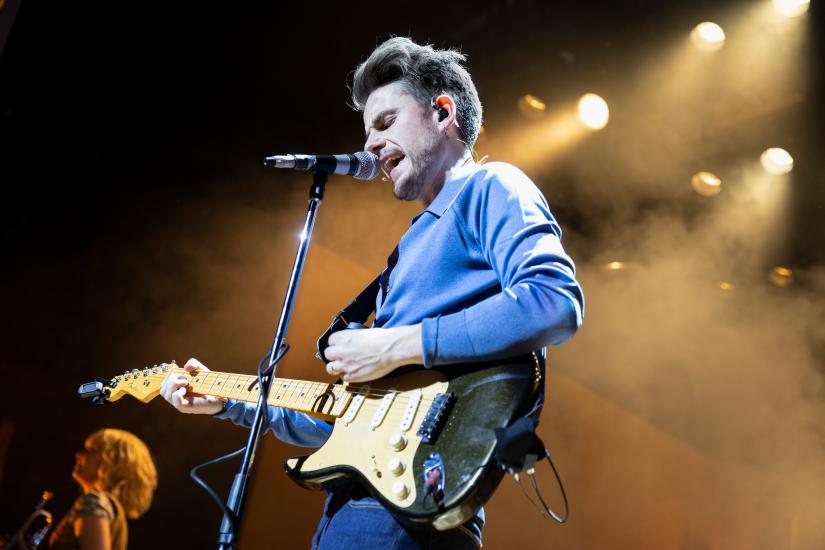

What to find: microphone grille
left=352, top=151, right=381, bottom=180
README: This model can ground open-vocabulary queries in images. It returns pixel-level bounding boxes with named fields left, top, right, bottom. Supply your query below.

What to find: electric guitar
left=79, top=356, right=542, bottom=530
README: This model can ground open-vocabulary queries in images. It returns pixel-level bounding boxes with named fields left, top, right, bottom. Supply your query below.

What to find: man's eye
left=384, top=117, right=395, bottom=128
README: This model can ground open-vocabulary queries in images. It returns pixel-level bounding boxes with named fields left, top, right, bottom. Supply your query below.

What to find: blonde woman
left=49, top=429, right=157, bottom=550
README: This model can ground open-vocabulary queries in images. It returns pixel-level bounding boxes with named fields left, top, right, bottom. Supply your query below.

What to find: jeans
left=311, top=490, right=483, bottom=550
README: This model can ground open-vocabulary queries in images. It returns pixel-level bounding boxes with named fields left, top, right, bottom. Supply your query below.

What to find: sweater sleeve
left=213, top=401, right=332, bottom=448
left=421, top=164, right=584, bottom=366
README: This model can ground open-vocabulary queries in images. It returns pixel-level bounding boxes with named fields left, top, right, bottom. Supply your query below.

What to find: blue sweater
left=216, top=161, right=584, bottom=447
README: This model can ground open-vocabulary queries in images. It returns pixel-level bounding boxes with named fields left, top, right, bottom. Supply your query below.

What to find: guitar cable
left=190, top=447, right=246, bottom=531
left=188, top=344, right=291, bottom=529
left=512, top=452, right=569, bottom=524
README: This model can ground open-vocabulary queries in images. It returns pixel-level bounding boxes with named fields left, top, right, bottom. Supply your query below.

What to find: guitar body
left=284, top=355, right=541, bottom=530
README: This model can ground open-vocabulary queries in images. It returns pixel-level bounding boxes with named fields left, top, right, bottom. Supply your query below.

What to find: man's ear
left=432, top=95, right=458, bottom=130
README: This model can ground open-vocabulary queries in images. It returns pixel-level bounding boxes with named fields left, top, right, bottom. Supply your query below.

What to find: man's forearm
left=387, top=323, right=424, bottom=366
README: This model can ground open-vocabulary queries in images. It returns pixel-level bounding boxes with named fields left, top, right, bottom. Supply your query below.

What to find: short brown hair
left=351, top=37, right=483, bottom=149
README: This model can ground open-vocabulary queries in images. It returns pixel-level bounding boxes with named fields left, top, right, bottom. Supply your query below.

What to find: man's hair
left=88, top=428, right=158, bottom=519
left=351, top=37, right=483, bottom=149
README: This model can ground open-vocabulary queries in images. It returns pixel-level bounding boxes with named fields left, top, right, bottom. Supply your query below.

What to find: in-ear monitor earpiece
left=432, top=101, right=449, bottom=122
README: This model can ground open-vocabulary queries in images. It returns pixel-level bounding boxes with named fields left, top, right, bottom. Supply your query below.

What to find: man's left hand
left=324, top=325, right=423, bottom=382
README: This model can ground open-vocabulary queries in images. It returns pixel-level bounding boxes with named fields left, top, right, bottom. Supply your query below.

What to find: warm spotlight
left=719, top=281, right=735, bottom=292
left=772, top=0, right=810, bottom=17
left=577, top=93, right=609, bottom=130
left=603, top=261, right=625, bottom=271
left=517, top=94, right=546, bottom=119
left=769, top=266, right=793, bottom=287
left=690, top=22, right=726, bottom=52
left=760, top=147, right=794, bottom=175
left=691, top=171, right=722, bottom=197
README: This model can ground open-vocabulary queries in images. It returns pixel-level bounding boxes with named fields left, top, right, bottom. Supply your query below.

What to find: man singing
left=161, top=36, right=584, bottom=549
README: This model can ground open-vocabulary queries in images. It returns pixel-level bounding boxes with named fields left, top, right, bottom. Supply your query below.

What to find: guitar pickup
left=416, top=392, right=455, bottom=444
left=370, top=391, right=396, bottom=429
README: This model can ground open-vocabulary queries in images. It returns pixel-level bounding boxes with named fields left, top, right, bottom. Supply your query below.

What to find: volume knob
left=391, top=481, right=409, bottom=500
left=389, top=432, right=407, bottom=451
left=388, top=458, right=405, bottom=476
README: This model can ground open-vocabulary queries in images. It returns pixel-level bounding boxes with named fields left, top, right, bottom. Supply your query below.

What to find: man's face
left=363, top=81, right=443, bottom=202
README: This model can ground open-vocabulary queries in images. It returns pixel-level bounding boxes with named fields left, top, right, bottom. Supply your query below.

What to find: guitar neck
left=178, top=367, right=351, bottom=420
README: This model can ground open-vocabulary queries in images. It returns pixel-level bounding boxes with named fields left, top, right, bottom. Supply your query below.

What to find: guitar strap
left=316, top=245, right=399, bottom=363
left=315, top=274, right=379, bottom=363
left=493, top=348, right=548, bottom=474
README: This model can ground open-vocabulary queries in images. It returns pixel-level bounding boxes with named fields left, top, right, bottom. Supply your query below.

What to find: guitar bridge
left=416, top=392, right=455, bottom=444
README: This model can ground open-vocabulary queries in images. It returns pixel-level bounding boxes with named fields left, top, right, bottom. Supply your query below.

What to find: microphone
left=263, top=151, right=380, bottom=180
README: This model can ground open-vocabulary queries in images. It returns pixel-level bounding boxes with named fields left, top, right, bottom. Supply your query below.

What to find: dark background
left=2, top=1, right=823, bottom=549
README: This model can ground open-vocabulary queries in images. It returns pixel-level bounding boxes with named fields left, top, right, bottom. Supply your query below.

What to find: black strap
left=106, top=494, right=120, bottom=520
left=316, top=245, right=400, bottom=363
left=493, top=416, right=548, bottom=473
left=380, top=245, right=399, bottom=303
left=494, top=349, right=548, bottom=473
left=315, top=275, right=380, bottom=363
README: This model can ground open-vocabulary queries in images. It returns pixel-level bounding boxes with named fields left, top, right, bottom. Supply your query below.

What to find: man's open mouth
left=381, top=151, right=405, bottom=177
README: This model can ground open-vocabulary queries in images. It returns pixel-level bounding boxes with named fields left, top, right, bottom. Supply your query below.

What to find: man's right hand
left=160, top=358, right=225, bottom=415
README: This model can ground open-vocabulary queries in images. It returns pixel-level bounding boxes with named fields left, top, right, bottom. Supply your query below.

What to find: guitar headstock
left=78, top=362, right=177, bottom=405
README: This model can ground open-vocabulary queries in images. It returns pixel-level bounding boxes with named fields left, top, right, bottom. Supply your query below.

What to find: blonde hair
left=87, top=429, right=158, bottom=519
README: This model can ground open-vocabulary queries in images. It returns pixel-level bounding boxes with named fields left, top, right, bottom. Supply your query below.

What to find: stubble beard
left=392, top=169, right=422, bottom=201
left=392, top=135, right=439, bottom=202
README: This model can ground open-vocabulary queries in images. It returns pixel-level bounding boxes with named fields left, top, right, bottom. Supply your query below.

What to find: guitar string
left=132, top=368, right=435, bottom=402
left=124, top=386, right=434, bottom=427
left=128, top=379, right=434, bottom=427
left=129, top=368, right=391, bottom=395
left=160, top=368, right=442, bottom=402
left=130, top=371, right=441, bottom=411
left=125, top=373, right=439, bottom=426
left=160, top=373, right=436, bottom=405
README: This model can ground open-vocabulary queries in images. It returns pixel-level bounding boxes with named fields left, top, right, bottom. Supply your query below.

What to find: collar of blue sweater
left=419, top=162, right=482, bottom=219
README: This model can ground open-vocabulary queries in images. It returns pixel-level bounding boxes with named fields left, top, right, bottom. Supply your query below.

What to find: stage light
left=719, top=282, right=735, bottom=291
left=768, top=266, right=793, bottom=287
left=772, top=0, right=810, bottom=17
left=760, top=147, right=794, bottom=175
left=517, top=94, right=546, bottom=119
left=577, top=93, right=609, bottom=130
left=523, top=95, right=545, bottom=111
left=690, top=22, right=726, bottom=52
left=691, top=171, right=722, bottom=197
left=604, top=261, right=625, bottom=271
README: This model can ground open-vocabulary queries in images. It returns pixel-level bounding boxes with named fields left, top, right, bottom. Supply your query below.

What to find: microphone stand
left=216, top=170, right=328, bottom=549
